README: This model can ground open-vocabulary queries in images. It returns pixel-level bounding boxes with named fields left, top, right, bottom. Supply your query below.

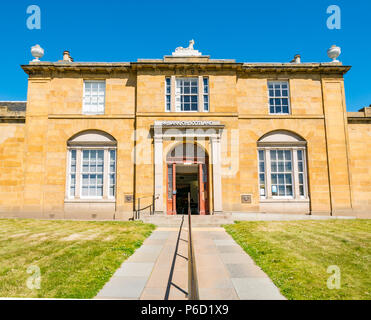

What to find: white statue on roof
left=172, top=39, right=202, bottom=57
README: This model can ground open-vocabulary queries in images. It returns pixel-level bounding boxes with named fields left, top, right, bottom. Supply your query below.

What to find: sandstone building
left=0, top=42, right=370, bottom=220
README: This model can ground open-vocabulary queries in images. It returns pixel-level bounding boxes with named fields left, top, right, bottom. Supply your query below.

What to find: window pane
left=298, top=162, right=304, bottom=172
left=285, top=174, right=292, bottom=184
left=277, top=150, right=284, bottom=160
left=278, top=185, right=285, bottom=196
left=271, top=162, right=277, bottom=172
left=260, top=161, right=265, bottom=172
left=82, top=186, right=88, bottom=196
left=259, top=150, right=264, bottom=161
left=285, top=162, right=292, bottom=171
left=82, top=174, right=89, bottom=186
left=299, top=173, right=304, bottom=184
left=271, top=174, right=277, bottom=184
left=272, top=185, right=278, bottom=196
left=97, top=186, right=103, bottom=197
left=285, top=150, right=291, bottom=160
left=297, top=150, right=303, bottom=160
left=299, top=185, right=304, bottom=196
left=89, top=186, right=96, bottom=197
left=259, top=174, right=265, bottom=184
left=286, top=186, right=293, bottom=196
left=83, top=150, right=89, bottom=160
left=270, top=150, right=276, bottom=159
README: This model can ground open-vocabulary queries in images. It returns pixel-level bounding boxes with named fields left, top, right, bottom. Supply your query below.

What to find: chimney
left=63, top=50, right=73, bottom=62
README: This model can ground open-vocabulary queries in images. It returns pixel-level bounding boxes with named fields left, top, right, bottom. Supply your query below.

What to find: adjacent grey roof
left=0, top=101, right=27, bottom=112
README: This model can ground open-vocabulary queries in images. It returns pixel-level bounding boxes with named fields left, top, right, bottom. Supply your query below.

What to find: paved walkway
left=96, top=217, right=285, bottom=300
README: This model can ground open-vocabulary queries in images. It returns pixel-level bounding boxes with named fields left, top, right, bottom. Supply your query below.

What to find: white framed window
left=270, top=150, right=293, bottom=197
left=83, top=80, right=106, bottom=114
left=203, top=77, right=209, bottom=112
left=66, top=131, right=117, bottom=201
left=258, top=148, right=307, bottom=200
left=81, top=150, right=104, bottom=198
left=69, top=150, right=77, bottom=197
left=297, top=149, right=306, bottom=197
left=257, top=131, right=308, bottom=201
left=109, top=150, right=116, bottom=198
left=175, top=78, right=198, bottom=112
left=268, top=81, right=290, bottom=114
left=165, top=77, right=210, bottom=112
left=258, top=150, right=266, bottom=197
left=165, top=77, right=171, bottom=112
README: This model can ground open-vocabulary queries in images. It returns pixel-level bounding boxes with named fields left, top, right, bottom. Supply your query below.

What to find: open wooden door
left=167, top=163, right=176, bottom=215
left=198, top=163, right=209, bottom=215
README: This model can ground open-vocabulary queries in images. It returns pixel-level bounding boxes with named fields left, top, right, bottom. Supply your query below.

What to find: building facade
left=0, top=43, right=370, bottom=220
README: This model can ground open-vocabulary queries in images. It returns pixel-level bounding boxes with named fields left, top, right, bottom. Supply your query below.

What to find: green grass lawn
left=225, top=220, right=371, bottom=300
left=0, top=219, right=155, bottom=299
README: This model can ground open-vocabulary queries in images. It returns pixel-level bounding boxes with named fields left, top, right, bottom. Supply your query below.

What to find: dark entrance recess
left=166, top=143, right=209, bottom=215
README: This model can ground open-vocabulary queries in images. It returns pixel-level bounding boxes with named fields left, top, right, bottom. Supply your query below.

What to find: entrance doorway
left=166, top=143, right=209, bottom=215
left=176, top=165, right=199, bottom=215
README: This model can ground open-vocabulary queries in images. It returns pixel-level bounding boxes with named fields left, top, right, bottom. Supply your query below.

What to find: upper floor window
left=165, top=77, right=209, bottom=112
left=268, top=81, right=290, bottom=114
left=176, top=78, right=198, bottom=112
left=165, top=77, right=171, bottom=112
left=83, top=80, right=106, bottom=114
left=203, top=77, right=209, bottom=112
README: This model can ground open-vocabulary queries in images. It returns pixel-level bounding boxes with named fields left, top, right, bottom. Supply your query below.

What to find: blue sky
left=0, top=0, right=370, bottom=111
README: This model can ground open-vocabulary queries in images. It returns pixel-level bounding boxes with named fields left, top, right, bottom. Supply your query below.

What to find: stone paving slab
left=96, top=220, right=286, bottom=300
left=214, top=239, right=238, bottom=246
left=97, top=276, right=148, bottom=299
left=114, top=263, right=154, bottom=277
left=231, top=278, right=285, bottom=300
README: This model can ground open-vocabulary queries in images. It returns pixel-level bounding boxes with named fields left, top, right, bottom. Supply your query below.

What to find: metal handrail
left=187, top=192, right=199, bottom=300
left=133, top=194, right=158, bottom=220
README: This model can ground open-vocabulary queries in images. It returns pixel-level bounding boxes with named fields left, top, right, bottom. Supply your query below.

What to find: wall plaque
left=241, top=194, right=252, bottom=204
left=125, top=195, right=134, bottom=203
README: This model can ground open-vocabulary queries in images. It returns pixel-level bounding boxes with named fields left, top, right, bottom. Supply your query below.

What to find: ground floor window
left=258, top=147, right=308, bottom=200
left=67, top=148, right=116, bottom=200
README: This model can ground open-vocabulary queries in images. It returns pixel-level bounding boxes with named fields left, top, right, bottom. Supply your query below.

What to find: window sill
left=260, top=198, right=309, bottom=203
left=65, top=199, right=116, bottom=203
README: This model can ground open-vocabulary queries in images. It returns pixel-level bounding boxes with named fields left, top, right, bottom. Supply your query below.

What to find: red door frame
left=199, top=163, right=206, bottom=215
left=166, top=159, right=209, bottom=216
left=166, top=163, right=177, bottom=215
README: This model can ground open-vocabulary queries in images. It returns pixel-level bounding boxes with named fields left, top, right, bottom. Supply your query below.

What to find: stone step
left=141, top=214, right=233, bottom=227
